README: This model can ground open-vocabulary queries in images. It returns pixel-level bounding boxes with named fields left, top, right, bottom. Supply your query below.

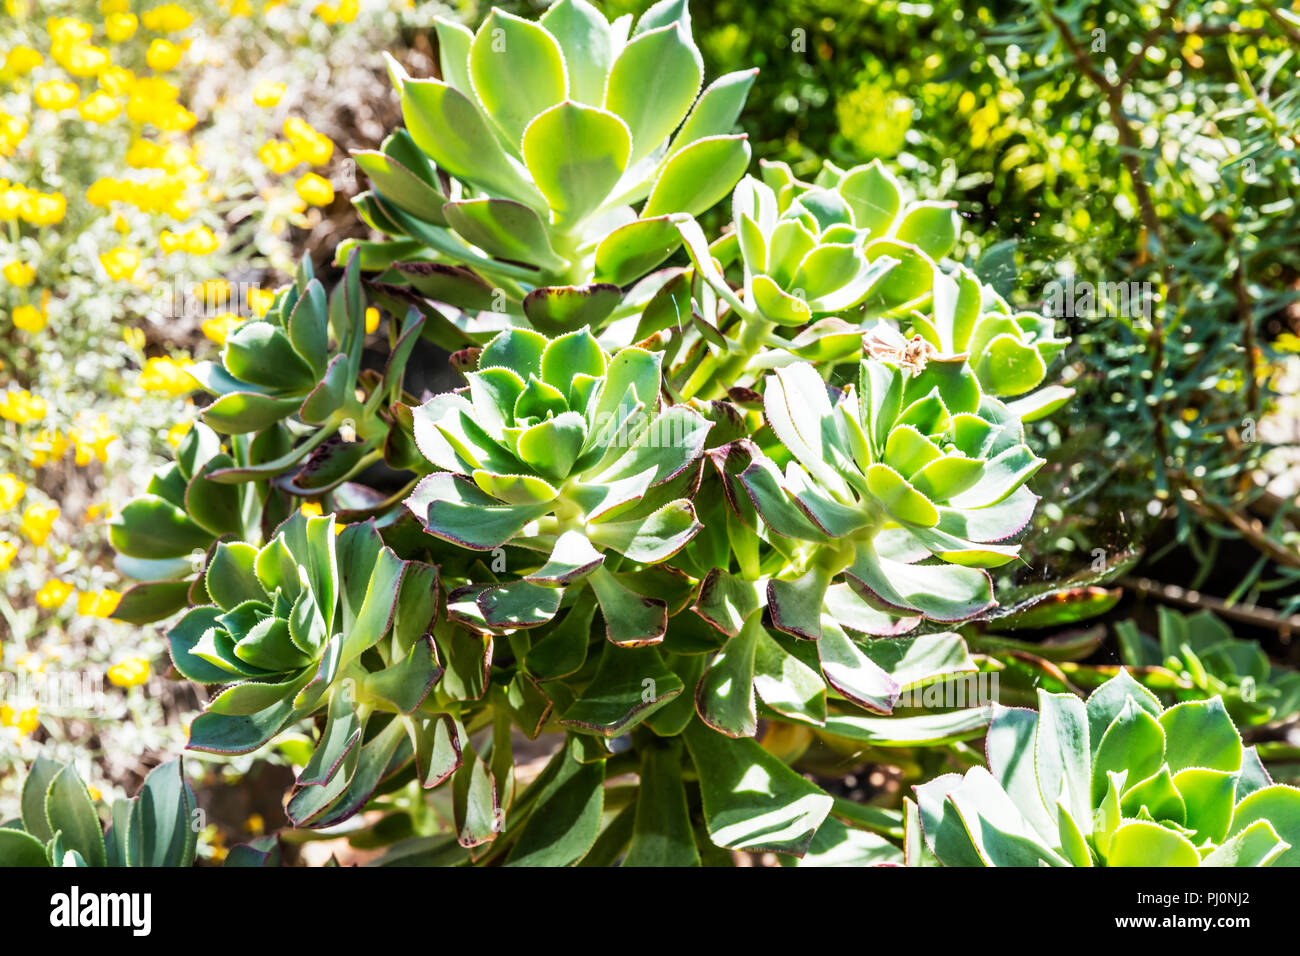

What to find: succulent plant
left=1118, top=608, right=1300, bottom=730
left=735, top=350, right=1044, bottom=630
left=405, top=325, right=709, bottom=645
left=348, top=0, right=753, bottom=329
left=109, top=252, right=435, bottom=624
left=912, top=671, right=1300, bottom=866
left=0, top=758, right=195, bottom=867
left=99, top=0, right=1094, bottom=868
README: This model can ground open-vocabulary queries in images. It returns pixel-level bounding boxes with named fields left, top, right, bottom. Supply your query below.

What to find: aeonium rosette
left=348, top=0, right=754, bottom=331
left=405, top=326, right=711, bottom=646
left=912, top=672, right=1300, bottom=867
left=738, top=332, right=1047, bottom=636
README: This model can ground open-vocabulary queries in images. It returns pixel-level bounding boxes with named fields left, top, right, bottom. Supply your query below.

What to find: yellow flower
left=84, top=501, right=111, bottom=521
left=296, top=172, right=334, bottom=206
left=163, top=224, right=218, bottom=254
left=123, top=326, right=146, bottom=351
left=257, top=139, right=298, bottom=174
left=145, top=38, right=184, bottom=72
left=78, top=90, right=122, bottom=123
left=248, top=287, right=275, bottom=316
left=0, top=704, right=40, bottom=737
left=0, top=113, right=27, bottom=156
left=29, top=428, right=69, bottom=468
left=34, top=80, right=81, bottom=111
left=365, top=306, right=380, bottom=334
left=3, top=261, right=35, bottom=287
left=165, top=420, right=192, bottom=447
left=78, top=589, right=121, bottom=617
left=87, top=783, right=102, bottom=801
left=36, top=578, right=74, bottom=608
left=70, top=413, right=117, bottom=464
left=253, top=80, right=286, bottom=108
left=139, top=355, right=197, bottom=395
left=201, top=312, right=242, bottom=344
left=192, top=277, right=230, bottom=306
left=299, top=500, right=323, bottom=518
left=48, top=17, right=94, bottom=46
left=101, top=0, right=130, bottom=14
left=4, top=46, right=43, bottom=75
left=315, top=0, right=359, bottom=25
left=20, top=502, right=59, bottom=546
left=106, top=12, right=138, bottom=42
left=19, top=191, right=66, bottom=225
left=0, top=473, right=25, bottom=510
left=0, top=388, right=46, bottom=423
left=98, top=65, right=135, bottom=96
left=244, top=812, right=265, bottom=835
left=55, top=43, right=111, bottom=78
left=142, top=3, right=194, bottom=32
left=12, top=302, right=46, bottom=333
left=284, top=117, right=333, bottom=166
left=127, top=139, right=164, bottom=167
left=100, top=247, right=141, bottom=280
left=0, top=540, right=16, bottom=572
left=107, top=655, right=150, bottom=687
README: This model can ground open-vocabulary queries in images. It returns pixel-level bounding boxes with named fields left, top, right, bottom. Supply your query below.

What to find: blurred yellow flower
left=108, top=656, right=151, bottom=687
left=0, top=473, right=25, bottom=510
left=48, top=17, right=94, bottom=46
left=4, top=46, right=43, bottom=75
left=253, top=80, right=286, bottom=108
left=0, top=113, right=26, bottom=156
left=365, top=306, right=379, bottom=334
left=35, top=80, right=81, bottom=111
left=29, top=428, right=69, bottom=467
left=248, top=287, right=275, bottom=316
left=166, top=420, right=192, bottom=447
left=36, top=579, right=74, bottom=608
left=101, top=0, right=131, bottom=14
left=20, top=502, right=59, bottom=546
left=70, top=413, right=117, bottom=464
left=296, top=172, right=333, bottom=206
left=0, top=540, right=16, bottom=572
left=299, top=500, right=323, bottom=517
left=19, top=191, right=66, bottom=225
left=3, top=261, right=35, bottom=286
left=123, top=326, right=146, bottom=351
left=106, top=12, right=138, bottom=42
left=0, top=388, right=46, bottom=423
left=84, top=501, right=111, bottom=521
left=98, top=65, right=135, bottom=96
left=284, top=117, right=333, bottom=166
left=0, top=703, right=40, bottom=737
left=100, top=246, right=141, bottom=280
left=315, top=0, right=359, bottom=25
left=79, top=90, right=123, bottom=123
left=146, top=38, right=185, bottom=72
left=12, top=301, right=47, bottom=333
left=192, top=277, right=230, bottom=305
left=257, top=139, right=298, bottom=174
left=161, top=225, right=218, bottom=254
left=139, top=355, right=196, bottom=395
left=78, top=589, right=122, bottom=617
left=201, top=312, right=243, bottom=344
left=142, top=3, right=194, bottom=32
left=55, top=43, right=111, bottom=78
left=126, top=139, right=163, bottom=167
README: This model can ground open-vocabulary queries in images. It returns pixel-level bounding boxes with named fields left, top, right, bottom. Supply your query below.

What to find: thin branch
left=1120, top=575, right=1300, bottom=637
